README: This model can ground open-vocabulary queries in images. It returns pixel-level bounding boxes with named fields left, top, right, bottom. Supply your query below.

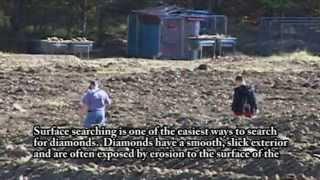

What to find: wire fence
left=257, top=17, right=320, bottom=55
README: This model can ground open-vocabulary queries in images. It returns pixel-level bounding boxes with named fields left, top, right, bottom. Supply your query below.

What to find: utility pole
left=10, top=0, right=26, bottom=50
left=82, top=0, right=88, bottom=36
left=96, top=0, right=103, bottom=46
left=208, top=0, right=213, bottom=11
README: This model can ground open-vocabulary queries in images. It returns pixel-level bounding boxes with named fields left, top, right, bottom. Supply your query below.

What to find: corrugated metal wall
left=160, top=18, right=183, bottom=59
left=139, top=23, right=160, bottom=58
left=127, top=15, right=139, bottom=57
left=128, top=14, right=161, bottom=58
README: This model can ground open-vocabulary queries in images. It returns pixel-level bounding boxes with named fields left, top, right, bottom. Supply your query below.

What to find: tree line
left=0, top=0, right=319, bottom=51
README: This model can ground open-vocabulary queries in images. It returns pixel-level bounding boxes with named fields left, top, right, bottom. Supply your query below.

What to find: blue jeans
left=84, top=111, right=106, bottom=128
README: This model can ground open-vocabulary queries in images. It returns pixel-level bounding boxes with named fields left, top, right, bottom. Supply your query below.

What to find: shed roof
left=133, top=5, right=182, bottom=16
left=133, top=5, right=216, bottom=18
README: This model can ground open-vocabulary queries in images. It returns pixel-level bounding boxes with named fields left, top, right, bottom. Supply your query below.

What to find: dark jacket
left=232, top=85, right=257, bottom=113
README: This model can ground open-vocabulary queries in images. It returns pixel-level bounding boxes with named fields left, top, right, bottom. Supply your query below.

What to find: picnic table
left=188, top=35, right=237, bottom=59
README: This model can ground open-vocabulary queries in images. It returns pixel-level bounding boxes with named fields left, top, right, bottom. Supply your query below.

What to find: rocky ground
left=0, top=52, right=319, bottom=179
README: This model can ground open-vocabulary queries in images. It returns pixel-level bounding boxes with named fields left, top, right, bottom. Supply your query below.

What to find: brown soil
left=0, top=53, right=319, bottom=179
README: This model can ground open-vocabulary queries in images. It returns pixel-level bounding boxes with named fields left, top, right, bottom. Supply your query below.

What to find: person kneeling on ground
left=80, top=80, right=112, bottom=128
left=231, top=75, right=258, bottom=118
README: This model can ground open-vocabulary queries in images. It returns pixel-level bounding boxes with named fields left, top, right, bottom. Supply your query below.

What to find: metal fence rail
left=257, top=17, right=320, bottom=55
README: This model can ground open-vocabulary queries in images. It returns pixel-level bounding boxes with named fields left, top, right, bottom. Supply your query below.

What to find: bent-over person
left=231, top=76, right=257, bottom=119
left=80, top=80, right=112, bottom=128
